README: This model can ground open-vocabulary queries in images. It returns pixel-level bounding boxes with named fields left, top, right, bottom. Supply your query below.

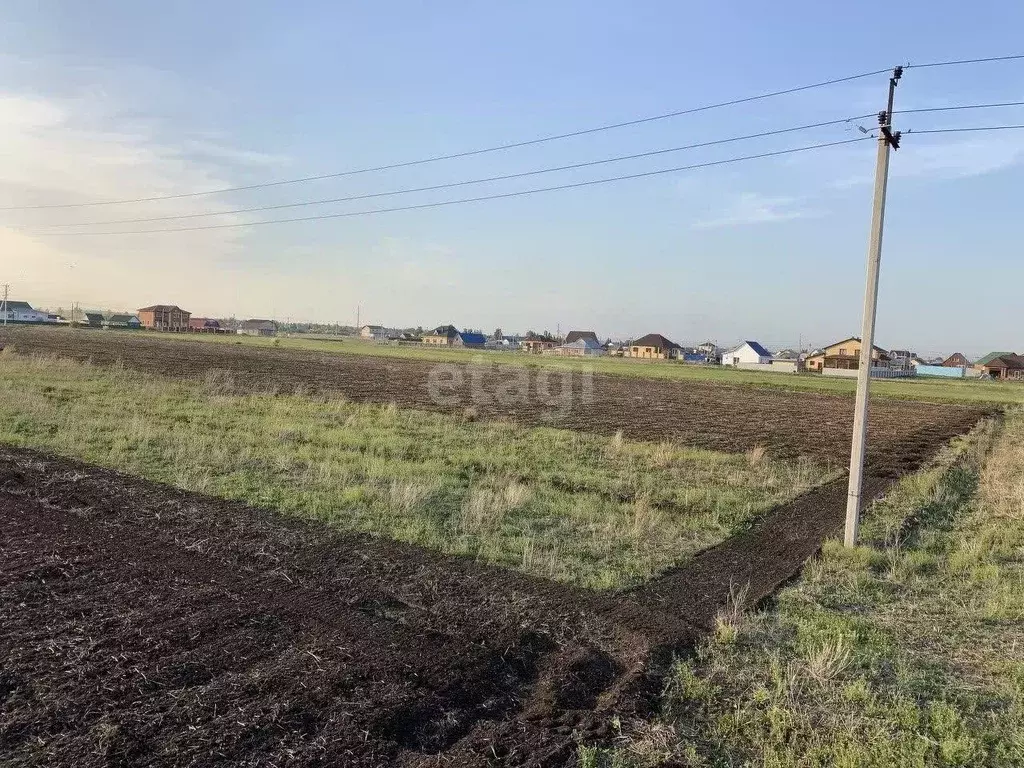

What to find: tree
left=493, top=328, right=503, bottom=340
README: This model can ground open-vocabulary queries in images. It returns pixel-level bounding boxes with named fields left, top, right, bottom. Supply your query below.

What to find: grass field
left=92, top=329, right=1024, bottom=406
left=589, top=410, right=1024, bottom=766
left=0, top=351, right=832, bottom=589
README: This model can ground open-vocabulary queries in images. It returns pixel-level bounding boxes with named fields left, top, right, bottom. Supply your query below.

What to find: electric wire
left=0, top=68, right=895, bottom=210
left=38, top=113, right=879, bottom=227
left=33, top=102, right=1024, bottom=228
left=28, top=136, right=874, bottom=236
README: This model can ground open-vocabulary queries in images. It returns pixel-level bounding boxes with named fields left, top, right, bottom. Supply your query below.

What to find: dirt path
left=0, top=446, right=909, bottom=767
left=0, top=326, right=992, bottom=474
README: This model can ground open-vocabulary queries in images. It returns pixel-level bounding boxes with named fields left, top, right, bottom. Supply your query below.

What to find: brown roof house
left=976, top=352, right=1024, bottom=380
left=521, top=332, right=560, bottom=354
left=138, top=304, right=190, bottom=331
left=804, top=337, right=890, bottom=372
left=422, top=325, right=460, bottom=346
left=942, top=352, right=971, bottom=368
left=564, top=330, right=600, bottom=345
left=627, top=333, right=682, bottom=360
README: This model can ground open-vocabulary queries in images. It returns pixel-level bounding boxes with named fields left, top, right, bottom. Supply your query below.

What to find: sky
left=1, top=1, right=1022, bottom=357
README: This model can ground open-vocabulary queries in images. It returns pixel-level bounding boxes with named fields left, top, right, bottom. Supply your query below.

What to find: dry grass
left=0, top=352, right=830, bottom=590
left=593, top=411, right=1024, bottom=766
left=745, top=445, right=767, bottom=467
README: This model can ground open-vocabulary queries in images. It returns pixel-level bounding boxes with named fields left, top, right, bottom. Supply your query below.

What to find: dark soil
left=0, top=448, right=898, bottom=767
left=0, top=327, right=993, bottom=475
left=0, top=328, right=993, bottom=765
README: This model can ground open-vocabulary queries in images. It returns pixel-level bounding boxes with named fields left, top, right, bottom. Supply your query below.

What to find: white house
left=696, top=341, right=720, bottom=357
left=888, top=349, right=917, bottom=372
left=1, top=300, right=57, bottom=324
left=359, top=324, right=398, bottom=341
left=721, top=340, right=773, bottom=366
left=484, top=335, right=523, bottom=350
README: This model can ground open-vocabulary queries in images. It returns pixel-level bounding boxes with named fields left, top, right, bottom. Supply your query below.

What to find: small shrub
left=201, top=368, right=238, bottom=396
left=746, top=445, right=767, bottom=467
left=802, top=635, right=852, bottom=684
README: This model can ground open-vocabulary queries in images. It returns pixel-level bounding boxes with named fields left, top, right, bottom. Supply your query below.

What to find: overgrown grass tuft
left=0, top=351, right=831, bottom=589
left=590, top=410, right=1024, bottom=766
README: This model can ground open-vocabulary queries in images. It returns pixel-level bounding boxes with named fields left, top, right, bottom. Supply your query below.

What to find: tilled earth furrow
left=0, top=327, right=993, bottom=472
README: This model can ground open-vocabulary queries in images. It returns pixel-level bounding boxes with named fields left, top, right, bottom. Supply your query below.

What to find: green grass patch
left=102, top=329, right=1024, bottom=406
left=592, top=411, right=1024, bottom=766
left=0, top=351, right=832, bottom=590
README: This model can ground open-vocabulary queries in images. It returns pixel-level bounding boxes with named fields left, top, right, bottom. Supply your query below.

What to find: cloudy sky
left=1, top=0, right=1023, bottom=356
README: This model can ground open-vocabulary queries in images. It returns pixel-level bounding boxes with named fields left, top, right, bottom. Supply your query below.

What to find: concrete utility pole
left=845, top=66, right=903, bottom=547
left=1, top=283, right=8, bottom=326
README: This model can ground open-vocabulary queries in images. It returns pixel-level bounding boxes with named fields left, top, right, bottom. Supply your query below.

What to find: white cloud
left=0, top=85, right=301, bottom=316
left=895, top=135, right=1024, bottom=179
left=832, top=134, right=1024, bottom=187
left=692, top=192, right=814, bottom=230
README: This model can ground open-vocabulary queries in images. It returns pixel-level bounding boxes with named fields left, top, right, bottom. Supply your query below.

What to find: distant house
left=627, top=333, right=681, bottom=360
left=976, top=353, right=1024, bottom=381
left=973, top=352, right=1012, bottom=374
left=721, top=341, right=773, bottom=367
left=695, top=341, right=720, bottom=358
left=888, top=349, right=917, bottom=372
left=359, top=324, right=399, bottom=341
left=804, top=337, right=891, bottom=372
left=0, top=300, right=54, bottom=325
left=105, top=314, right=141, bottom=329
left=138, top=305, right=191, bottom=331
left=521, top=338, right=558, bottom=354
left=189, top=317, right=222, bottom=333
left=485, top=335, right=522, bottom=350
left=422, top=325, right=460, bottom=346
left=942, top=352, right=971, bottom=368
left=83, top=311, right=105, bottom=328
left=551, top=337, right=606, bottom=357
left=681, top=352, right=710, bottom=363
left=564, top=330, right=600, bottom=345
left=453, top=331, right=487, bottom=349
left=238, top=319, right=278, bottom=337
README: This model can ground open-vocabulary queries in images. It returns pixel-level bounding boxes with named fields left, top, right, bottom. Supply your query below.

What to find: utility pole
left=1, top=283, right=8, bottom=326
left=845, top=66, right=903, bottom=547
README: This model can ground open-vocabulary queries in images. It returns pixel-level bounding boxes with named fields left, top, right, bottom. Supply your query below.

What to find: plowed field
left=0, top=327, right=993, bottom=765
left=0, top=327, right=991, bottom=476
left=0, top=448, right=892, bottom=767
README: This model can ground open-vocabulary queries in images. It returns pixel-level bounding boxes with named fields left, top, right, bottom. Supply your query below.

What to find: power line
left=3, top=54, right=1020, bottom=214
left=0, top=67, right=894, bottom=211
left=27, top=136, right=873, bottom=236
left=35, top=101, right=1024, bottom=228
left=906, top=53, right=1024, bottom=69
left=38, top=113, right=878, bottom=227
left=908, top=124, right=1024, bottom=134
left=897, top=100, right=1024, bottom=115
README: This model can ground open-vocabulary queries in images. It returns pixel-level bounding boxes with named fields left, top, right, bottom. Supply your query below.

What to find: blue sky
left=1, top=1, right=1022, bottom=356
